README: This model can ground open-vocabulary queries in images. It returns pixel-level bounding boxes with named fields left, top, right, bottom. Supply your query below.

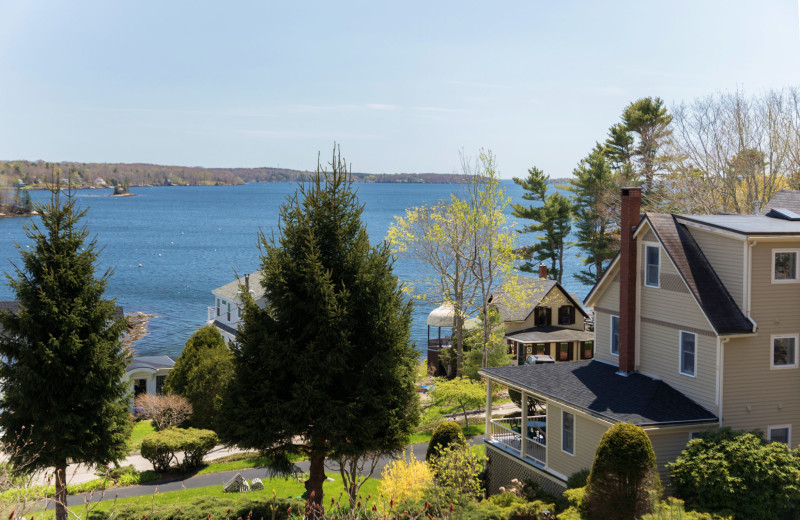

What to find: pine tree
left=218, top=147, right=419, bottom=508
left=165, top=324, right=234, bottom=430
left=568, top=145, right=618, bottom=286
left=0, top=178, right=130, bottom=520
left=512, top=166, right=572, bottom=282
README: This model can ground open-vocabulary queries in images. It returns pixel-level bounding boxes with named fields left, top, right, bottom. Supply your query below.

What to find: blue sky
left=0, top=1, right=798, bottom=178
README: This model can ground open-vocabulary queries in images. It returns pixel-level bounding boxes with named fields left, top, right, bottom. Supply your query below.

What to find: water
left=0, top=181, right=588, bottom=358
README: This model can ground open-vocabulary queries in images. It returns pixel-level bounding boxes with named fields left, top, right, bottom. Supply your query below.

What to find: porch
left=487, top=415, right=547, bottom=466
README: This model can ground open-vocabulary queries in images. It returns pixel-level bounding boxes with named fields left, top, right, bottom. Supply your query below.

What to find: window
left=610, top=315, right=620, bottom=355
left=680, top=331, right=696, bottom=376
left=534, top=307, right=552, bottom=327
left=645, top=244, right=660, bottom=288
left=558, top=305, right=575, bottom=325
left=134, top=379, right=147, bottom=396
left=559, top=342, right=569, bottom=361
left=227, top=302, right=232, bottom=321
left=535, top=343, right=547, bottom=355
left=773, top=250, right=799, bottom=282
left=768, top=425, right=791, bottom=445
left=583, top=341, right=593, bottom=359
left=156, top=375, right=166, bottom=394
left=562, top=411, right=575, bottom=455
left=216, top=298, right=221, bottom=317
left=771, top=335, right=798, bottom=368
left=689, top=431, right=702, bottom=441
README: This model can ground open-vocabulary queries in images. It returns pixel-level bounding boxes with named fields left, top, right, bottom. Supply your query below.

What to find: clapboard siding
left=546, top=403, right=609, bottom=479
left=687, top=228, right=744, bottom=308
left=505, top=287, right=585, bottom=334
left=647, top=426, right=716, bottom=484
left=637, top=321, right=717, bottom=414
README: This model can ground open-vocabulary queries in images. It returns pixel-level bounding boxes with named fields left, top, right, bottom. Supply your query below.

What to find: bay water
left=0, top=181, right=588, bottom=358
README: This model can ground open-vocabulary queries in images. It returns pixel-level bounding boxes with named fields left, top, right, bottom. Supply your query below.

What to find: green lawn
left=409, top=421, right=485, bottom=445
left=28, top=477, right=383, bottom=519
left=127, top=420, right=156, bottom=453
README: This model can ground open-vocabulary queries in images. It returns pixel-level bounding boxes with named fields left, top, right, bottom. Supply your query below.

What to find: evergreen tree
left=512, top=166, right=572, bottom=282
left=568, top=145, right=617, bottom=286
left=0, top=179, right=130, bottom=520
left=165, top=324, right=234, bottom=430
left=218, top=148, right=419, bottom=509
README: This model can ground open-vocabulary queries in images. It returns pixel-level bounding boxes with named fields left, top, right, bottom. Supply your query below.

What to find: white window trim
left=770, top=334, right=799, bottom=369
left=679, top=330, right=697, bottom=378
left=771, top=248, right=800, bottom=283
left=561, top=410, right=575, bottom=456
left=768, top=424, right=791, bottom=445
left=644, top=243, right=660, bottom=288
left=610, top=315, right=620, bottom=356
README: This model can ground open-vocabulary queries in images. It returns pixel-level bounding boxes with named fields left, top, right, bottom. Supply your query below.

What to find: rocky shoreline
left=123, top=312, right=158, bottom=350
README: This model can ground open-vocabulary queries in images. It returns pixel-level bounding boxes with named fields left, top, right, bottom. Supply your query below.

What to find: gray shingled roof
left=213, top=271, right=265, bottom=301
left=647, top=214, right=753, bottom=335
left=482, top=360, right=718, bottom=426
left=761, top=189, right=800, bottom=215
left=506, top=326, right=593, bottom=344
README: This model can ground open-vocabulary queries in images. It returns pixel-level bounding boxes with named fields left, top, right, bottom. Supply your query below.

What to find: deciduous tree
left=0, top=178, right=131, bottom=520
left=429, top=376, right=485, bottom=427
left=218, top=147, right=419, bottom=509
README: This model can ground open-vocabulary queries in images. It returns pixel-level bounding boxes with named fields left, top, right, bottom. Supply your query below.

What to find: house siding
left=592, top=265, right=620, bottom=366
left=637, top=238, right=718, bottom=413
left=722, top=241, right=800, bottom=447
left=686, top=227, right=744, bottom=309
left=647, top=426, right=716, bottom=486
left=546, top=403, right=610, bottom=480
left=505, top=287, right=585, bottom=334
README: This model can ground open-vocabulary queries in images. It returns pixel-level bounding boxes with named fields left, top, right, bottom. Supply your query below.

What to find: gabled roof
left=761, top=190, right=800, bottom=215
left=213, top=271, right=265, bottom=301
left=646, top=213, right=752, bottom=335
left=489, top=275, right=587, bottom=323
left=482, top=360, right=718, bottom=426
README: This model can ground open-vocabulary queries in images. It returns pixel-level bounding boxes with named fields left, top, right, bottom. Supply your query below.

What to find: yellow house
left=481, top=187, right=800, bottom=495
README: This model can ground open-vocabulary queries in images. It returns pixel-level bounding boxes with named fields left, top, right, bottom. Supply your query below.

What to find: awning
left=427, top=303, right=455, bottom=327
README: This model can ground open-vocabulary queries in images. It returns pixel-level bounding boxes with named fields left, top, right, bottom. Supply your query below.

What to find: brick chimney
left=538, top=264, right=548, bottom=279
left=619, top=187, right=642, bottom=374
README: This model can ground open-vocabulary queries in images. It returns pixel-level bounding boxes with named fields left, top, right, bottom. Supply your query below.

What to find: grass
left=409, top=421, right=485, bottom=445
left=27, top=477, right=383, bottom=519
left=126, top=420, right=156, bottom=453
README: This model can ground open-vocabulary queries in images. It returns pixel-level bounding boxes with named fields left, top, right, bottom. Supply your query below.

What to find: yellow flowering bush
left=378, top=452, right=432, bottom=507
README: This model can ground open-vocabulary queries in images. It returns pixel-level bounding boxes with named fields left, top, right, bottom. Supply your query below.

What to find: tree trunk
left=55, top=461, right=68, bottom=520
left=305, top=453, right=327, bottom=515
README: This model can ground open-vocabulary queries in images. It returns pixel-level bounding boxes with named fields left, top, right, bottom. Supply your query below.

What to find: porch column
left=520, top=393, right=528, bottom=458
left=485, top=380, right=493, bottom=440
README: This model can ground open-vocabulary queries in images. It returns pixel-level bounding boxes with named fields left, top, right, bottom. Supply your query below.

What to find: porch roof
left=505, top=326, right=593, bottom=344
left=481, top=360, right=717, bottom=426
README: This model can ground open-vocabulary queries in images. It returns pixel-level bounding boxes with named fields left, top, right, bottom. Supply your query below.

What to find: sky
left=0, top=1, right=799, bottom=179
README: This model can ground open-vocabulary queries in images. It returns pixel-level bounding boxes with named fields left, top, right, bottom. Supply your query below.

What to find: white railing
left=207, top=306, right=216, bottom=322
left=488, top=415, right=546, bottom=466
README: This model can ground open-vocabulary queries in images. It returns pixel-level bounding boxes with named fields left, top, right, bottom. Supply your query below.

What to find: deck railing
left=488, top=416, right=546, bottom=466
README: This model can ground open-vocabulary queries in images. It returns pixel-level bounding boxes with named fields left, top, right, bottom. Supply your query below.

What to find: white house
left=208, top=271, right=267, bottom=343
left=125, top=355, right=175, bottom=398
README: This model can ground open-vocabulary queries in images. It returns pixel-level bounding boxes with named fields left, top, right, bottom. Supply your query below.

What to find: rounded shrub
left=425, top=421, right=467, bottom=461
left=585, top=423, right=660, bottom=520
left=140, top=427, right=219, bottom=473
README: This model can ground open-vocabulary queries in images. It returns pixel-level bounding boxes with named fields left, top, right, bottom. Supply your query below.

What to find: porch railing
left=488, top=416, right=546, bottom=466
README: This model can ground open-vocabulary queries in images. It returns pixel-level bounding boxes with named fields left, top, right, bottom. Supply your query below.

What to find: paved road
left=41, top=436, right=485, bottom=511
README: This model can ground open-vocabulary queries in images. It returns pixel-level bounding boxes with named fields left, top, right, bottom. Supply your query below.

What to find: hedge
left=140, top=427, right=218, bottom=472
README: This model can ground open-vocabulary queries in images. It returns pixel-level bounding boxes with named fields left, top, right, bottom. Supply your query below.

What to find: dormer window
left=645, top=244, right=660, bottom=288
left=772, top=249, right=799, bottom=282
left=534, top=307, right=551, bottom=327
left=558, top=305, right=575, bottom=325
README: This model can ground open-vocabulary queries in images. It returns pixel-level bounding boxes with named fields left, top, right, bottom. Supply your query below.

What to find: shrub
left=584, top=423, right=661, bottom=520
left=379, top=452, right=432, bottom=508
left=426, top=445, right=485, bottom=508
left=642, top=497, right=734, bottom=520
left=134, top=393, right=193, bottom=430
left=426, top=421, right=467, bottom=461
left=668, top=429, right=800, bottom=519
left=566, top=468, right=590, bottom=489
left=140, top=427, right=219, bottom=472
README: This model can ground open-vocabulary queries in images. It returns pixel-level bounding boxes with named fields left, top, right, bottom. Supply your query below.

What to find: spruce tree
left=219, top=148, right=419, bottom=508
left=0, top=179, right=130, bottom=520
left=165, top=324, right=234, bottom=430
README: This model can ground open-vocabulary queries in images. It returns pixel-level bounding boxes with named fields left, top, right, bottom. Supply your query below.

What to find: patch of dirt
left=123, top=312, right=158, bottom=349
